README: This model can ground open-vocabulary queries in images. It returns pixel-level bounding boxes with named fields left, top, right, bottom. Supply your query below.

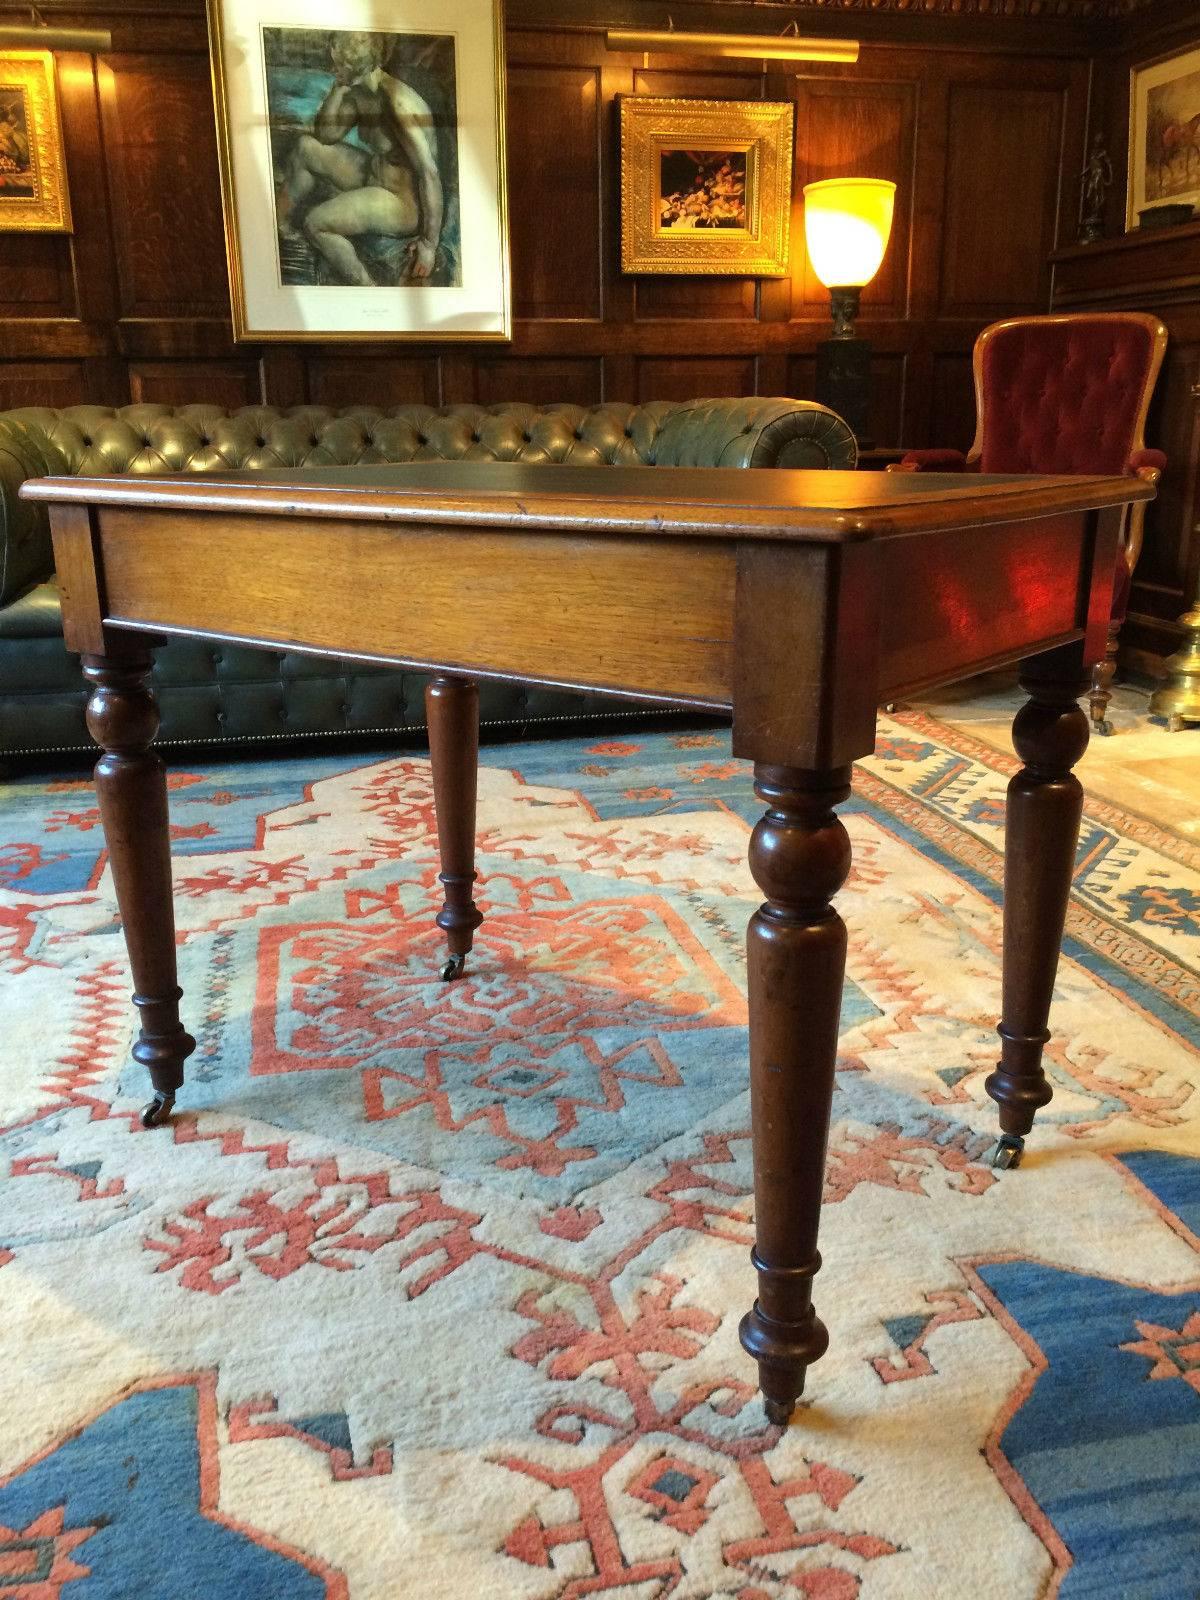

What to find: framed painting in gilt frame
left=0, top=52, right=71, bottom=232
left=619, top=97, right=793, bottom=276
left=1128, top=44, right=1200, bottom=228
left=207, top=0, right=510, bottom=341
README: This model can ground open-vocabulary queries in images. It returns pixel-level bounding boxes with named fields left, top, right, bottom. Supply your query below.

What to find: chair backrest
left=971, top=312, right=1166, bottom=476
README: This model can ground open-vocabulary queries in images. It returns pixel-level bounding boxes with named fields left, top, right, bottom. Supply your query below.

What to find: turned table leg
left=739, top=764, right=852, bottom=1424
left=425, top=675, right=483, bottom=981
left=83, top=644, right=194, bottom=1126
left=985, top=643, right=1090, bottom=1169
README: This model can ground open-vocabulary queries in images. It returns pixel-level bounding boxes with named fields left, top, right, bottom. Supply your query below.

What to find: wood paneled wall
left=1052, top=0, right=1200, bottom=668
left=0, top=4, right=1092, bottom=449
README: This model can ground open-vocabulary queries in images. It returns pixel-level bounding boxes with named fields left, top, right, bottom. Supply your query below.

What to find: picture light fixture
left=0, top=25, right=112, bottom=51
left=605, top=28, right=860, bottom=64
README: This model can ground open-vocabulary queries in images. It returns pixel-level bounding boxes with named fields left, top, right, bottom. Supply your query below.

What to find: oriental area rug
left=1, top=710, right=1198, bottom=1599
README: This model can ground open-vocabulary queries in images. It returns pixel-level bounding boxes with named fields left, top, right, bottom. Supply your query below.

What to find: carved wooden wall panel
left=127, top=360, right=263, bottom=408
left=1055, top=3, right=1200, bottom=669
left=793, top=80, right=915, bottom=315
left=0, top=361, right=88, bottom=410
left=508, top=64, right=603, bottom=322
left=306, top=356, right=443, bottom=410
left=98, top=53, right=228, bottom=319
left=941, top=85, right=1064, bottom=317
left=0, top=235, right=76, bottom=318
left=476, top=356, right=605, bottom=408
left=0, top=3, right=1090, bottom=454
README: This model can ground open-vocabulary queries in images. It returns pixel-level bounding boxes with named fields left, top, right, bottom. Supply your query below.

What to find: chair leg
left=1088, top=618, right=1120, bottom=737
left=425, top=675, right=483, bottom=981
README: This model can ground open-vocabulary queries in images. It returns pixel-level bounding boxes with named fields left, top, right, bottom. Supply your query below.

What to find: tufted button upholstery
left=976, top=319, right=1160, bottom=477
left=0, top=396, right=856, bottom=753
left=0, top=398, right=857, bottom=607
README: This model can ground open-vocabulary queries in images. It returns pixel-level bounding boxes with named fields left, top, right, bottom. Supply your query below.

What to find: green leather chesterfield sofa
left=0, top=396, right=856, bottom=755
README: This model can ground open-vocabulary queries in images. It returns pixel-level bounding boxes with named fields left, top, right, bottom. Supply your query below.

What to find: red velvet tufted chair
left=890, top=312, right=1167, bottom=733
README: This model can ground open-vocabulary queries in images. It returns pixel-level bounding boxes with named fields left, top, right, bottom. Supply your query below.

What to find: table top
left=24, top=461, right=1153, bottom=544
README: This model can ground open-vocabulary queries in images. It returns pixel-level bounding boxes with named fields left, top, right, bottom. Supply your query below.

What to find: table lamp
left=803, top=178, right=896, bottom=448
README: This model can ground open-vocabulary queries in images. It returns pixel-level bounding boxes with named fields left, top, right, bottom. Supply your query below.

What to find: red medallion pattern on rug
left=2, top=716, right=1198, bottom=1597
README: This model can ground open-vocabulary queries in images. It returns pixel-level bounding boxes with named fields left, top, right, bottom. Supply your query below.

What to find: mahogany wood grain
left=941, top=85, right=1064, bottom=318
left=90, top=513, right=739, bottom=706
left=985, top=643, right=1091, bottom=1141
left=50, top=504, right=108, bottom=655
left=26, top=463, right=1154, bottom=541
left=35, top=460, right=1154, bottom=1421
left=876, top=513, right=1090, bottom=695
left=426, top=676, right=485, bottom=975
left=739, top=764, right=851, bottom=1423
left=128, top=360, right=262, bottom=409
left=97, top=52, right=228, bottom=320
left=82, top=642, right=195, bottom=1116
left=733, top=541, right=881, bottom=770
left=307, top=355, right=440, bottom=410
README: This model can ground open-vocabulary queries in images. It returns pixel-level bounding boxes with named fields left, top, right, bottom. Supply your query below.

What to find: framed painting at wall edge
left=619, top=97, right=794, bottom=277
left=1128, top=43, right=1200, bottom=230
left=0, top=51, right=71, bottom=233
left=206, top=0, right=510, bottom=342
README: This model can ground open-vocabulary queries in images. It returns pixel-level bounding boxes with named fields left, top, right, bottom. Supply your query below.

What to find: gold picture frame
left=0, top=51, right=71, bottom=233
left=1127, top=43, right=1200, bottom=229
left=619, top=97, right=793, bottom=277
left=207, top=0, right=510, bottom=342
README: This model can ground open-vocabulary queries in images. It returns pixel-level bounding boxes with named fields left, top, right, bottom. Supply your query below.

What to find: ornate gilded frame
left=0, top=51, right=71, bottom=233
left=1127, top=42, right=1200, bottom=230
left=619, top=97, right=794, bottom=277
left=207, top=0, right=510, bottom=342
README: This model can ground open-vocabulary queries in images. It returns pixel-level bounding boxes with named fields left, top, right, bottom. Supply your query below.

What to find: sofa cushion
left=0, top=577, right=61, bottom=640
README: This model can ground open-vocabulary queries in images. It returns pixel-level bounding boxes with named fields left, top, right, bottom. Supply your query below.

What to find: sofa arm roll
left=0, top=419, right=69, bottom=606
left=651, top=398, right=857, bottom=470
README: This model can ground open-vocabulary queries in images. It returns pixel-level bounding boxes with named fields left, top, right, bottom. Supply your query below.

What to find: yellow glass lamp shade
left=803, top=178, right=896, bottom=288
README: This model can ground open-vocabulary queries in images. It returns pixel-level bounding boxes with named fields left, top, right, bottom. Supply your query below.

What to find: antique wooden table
left=25, top=461, right=1154, bottom=1424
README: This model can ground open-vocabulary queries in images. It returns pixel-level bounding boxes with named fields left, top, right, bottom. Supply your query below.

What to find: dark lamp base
left=815, top=333, right=873, bottom=450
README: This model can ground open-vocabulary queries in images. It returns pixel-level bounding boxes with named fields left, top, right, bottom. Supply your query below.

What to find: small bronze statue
left=1079, top=133, right=1112, bottom=244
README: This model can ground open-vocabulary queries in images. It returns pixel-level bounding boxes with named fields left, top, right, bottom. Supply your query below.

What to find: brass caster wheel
left=1093, top=719, right=1113, bottom=738
left=763, top=1396, right=794, bottom=1427
left=990, top=1133, right=1025, bottom=1171
left=1168, top=714, right=1187, bottom=733
left=441, top=953, right=467, bottom=982
left=140, top=1091, right=175, bottom=1129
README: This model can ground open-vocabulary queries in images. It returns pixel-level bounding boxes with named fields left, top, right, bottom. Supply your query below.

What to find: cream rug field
left=1, top=711, right=1197, bottom=1598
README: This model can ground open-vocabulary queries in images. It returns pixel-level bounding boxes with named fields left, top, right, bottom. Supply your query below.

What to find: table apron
left=93, top=508, right=739, bottom=707
left=876, top=509, right=1105, bottom=698
left=55, top=499, right=1122, bottom=766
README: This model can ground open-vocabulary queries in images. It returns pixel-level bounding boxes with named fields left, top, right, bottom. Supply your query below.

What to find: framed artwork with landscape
left=0, top=51, right=71, bottom=233
left=207, top=0, right=509, bottom=341
left=619, top=97, right=794, bottom=276
left=1128, top=44, right=1200, bottom=228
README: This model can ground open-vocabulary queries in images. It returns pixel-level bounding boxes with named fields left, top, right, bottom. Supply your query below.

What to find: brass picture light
left=605, top=28, right=859, bottom=64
